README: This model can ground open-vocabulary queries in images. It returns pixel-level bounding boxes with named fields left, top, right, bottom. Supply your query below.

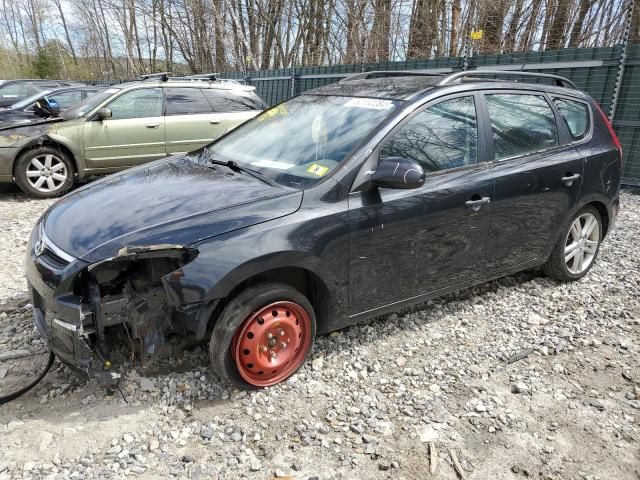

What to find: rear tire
left=209, top=282, right=316, bottom=389
left=14, top=146, right=75, bottom=199
left=543, top=205, right=602, bottom=281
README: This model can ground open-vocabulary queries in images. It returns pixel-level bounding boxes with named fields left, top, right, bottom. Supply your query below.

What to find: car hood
left=43, top=156, right=303, bottom=262
left=0, top=117, right=66, bottom=146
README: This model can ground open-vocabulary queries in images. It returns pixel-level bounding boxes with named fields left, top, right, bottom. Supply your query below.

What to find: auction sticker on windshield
left=344, top=98, right=394, bottom=110
left=251, top=159, right=295, bottom=170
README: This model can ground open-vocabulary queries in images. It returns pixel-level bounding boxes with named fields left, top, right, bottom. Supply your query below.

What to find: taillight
left=595, top=101, right=623, bottom=163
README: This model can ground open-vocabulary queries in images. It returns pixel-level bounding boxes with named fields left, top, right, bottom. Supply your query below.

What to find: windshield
left=10, top=90, right=53, bottom=109
left=61, top=87, right=118, bottom=119
left=206, top=95, right=399, bottom=189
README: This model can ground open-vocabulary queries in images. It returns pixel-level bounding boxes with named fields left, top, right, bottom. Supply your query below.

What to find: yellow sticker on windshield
left=258, top=104, right=287, bottom=121
left=308, top=164, right=329, bottom=176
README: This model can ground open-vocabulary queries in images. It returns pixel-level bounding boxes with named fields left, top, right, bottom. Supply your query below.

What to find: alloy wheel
left=564, top=212, right=600, bottom=275
left=26, top=154, right=68, bottom=193
left=231, top=301, right=312, bottom=387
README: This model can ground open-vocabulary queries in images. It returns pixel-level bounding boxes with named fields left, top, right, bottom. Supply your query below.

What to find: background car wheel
left=543, top=205, right=602, bottom=281
left=14, top=146, right=75, bottom=198
left=209, top=282, right=316, bottom=389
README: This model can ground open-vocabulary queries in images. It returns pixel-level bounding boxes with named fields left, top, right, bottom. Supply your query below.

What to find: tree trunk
left=52, top=0, right=78, bottom=65
left=504, top=0, right=524, bottom=53
left=408, top=0, right=437, bottom=59
left=449, top=0, right=461, bottom=57
left=520, top=0, right=543, bottom=51
left=568, top=0, right=593, bottom=46
left=477, top=0, right=508, bottom=54
left=547, top=0, right=571, bottom=50
left=369, top=0, right=390, bottom=62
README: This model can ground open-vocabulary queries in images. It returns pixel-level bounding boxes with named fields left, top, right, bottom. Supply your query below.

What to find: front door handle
left=210, top=118, right=222, bottom=124
left=465, top=196, right=491, bottom=212
left=561, top=173, right=581, bottom=186
left=145, top=122, right=160, bottom=129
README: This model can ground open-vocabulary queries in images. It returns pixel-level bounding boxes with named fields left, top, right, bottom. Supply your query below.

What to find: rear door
left=201, top=88, right=263, bottom=134
left=83, top=87, right=165, bottom=168
left=482, top=91, right=584, bottom=273
left=348, top=93, right=493, bottom=314
left=164, top=87, right=223, bottom=155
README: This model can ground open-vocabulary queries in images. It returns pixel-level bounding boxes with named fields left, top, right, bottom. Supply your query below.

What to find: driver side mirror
left=33, top=96, right=61, bottom=118
left=372, top=157, right=426, bottom=190
left=96, top=108, right=112, bottom=120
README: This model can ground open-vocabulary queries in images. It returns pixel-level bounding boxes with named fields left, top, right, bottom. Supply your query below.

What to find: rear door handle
left=145, top=122, right=160, bottom=129
left=561, top=173, right=581, bottom=186
left=465, top=196, right=491, bottom=212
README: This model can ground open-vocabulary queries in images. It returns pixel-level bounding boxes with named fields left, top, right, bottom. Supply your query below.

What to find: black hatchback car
left=26, top=71, right=621, bottom=388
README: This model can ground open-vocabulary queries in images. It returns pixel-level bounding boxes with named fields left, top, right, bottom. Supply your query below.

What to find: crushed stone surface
left=0, top=183, right=639, bottom=479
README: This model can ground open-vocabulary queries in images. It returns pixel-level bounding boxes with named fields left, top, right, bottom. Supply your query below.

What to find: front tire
left=543, top=205, right=602, bottom=281
left=209, top=283, right=316, bottom=389
left=14, top=146, right=75, bottom=198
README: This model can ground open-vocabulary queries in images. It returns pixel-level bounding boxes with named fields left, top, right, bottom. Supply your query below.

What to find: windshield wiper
left=199, top=150, right=279, bottom=187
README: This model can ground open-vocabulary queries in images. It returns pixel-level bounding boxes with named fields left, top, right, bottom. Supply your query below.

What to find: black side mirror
left=96, top=108, right=112, bottom=120
left=372, top=157, right=426, bottom=190
left=33, top=96, right=61, bottom=118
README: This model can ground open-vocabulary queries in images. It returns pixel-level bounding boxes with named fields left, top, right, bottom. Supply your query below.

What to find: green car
left=0, top=78, right=265, bottom=198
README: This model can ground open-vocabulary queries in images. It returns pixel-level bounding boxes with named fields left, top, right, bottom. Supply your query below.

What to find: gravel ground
left=0, top=182, right=639, bottom=480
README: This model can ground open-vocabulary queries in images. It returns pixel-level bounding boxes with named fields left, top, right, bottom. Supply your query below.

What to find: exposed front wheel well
left=211, top=267, right=331, bottom=334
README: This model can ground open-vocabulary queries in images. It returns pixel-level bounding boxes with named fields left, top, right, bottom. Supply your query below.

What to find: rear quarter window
left=202, top=89, right=265, bottom=112
left=553, top=97, right=591, bottom=141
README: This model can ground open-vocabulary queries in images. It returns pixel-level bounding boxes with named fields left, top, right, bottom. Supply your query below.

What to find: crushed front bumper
left=25, top=230, right=107, bottom=378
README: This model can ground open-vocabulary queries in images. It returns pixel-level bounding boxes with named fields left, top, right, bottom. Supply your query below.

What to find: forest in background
left=0, top=0, right=636, bottom=81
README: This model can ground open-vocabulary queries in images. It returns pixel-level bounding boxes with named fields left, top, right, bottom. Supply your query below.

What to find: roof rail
left=340, top=70, right=445, bottom=83
left=183, top=73, right=218, bottom=81
left=140, top=72, right=169, bottom=81
left=438, top=70, right=576, bottom=89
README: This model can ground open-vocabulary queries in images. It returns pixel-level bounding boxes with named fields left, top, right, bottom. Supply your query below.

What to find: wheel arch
left=542, top=193, right=614, bottom=265
left=585, top=200, right=610, bottom=238
left=13, top=137, right=81, bottom=179
left=574, top=192, right=613, bottom=238
left=209, top=266, right=334, bottom=336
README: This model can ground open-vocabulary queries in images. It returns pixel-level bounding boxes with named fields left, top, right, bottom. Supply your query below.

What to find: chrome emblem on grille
left=34, top=238, right=46, bottom=256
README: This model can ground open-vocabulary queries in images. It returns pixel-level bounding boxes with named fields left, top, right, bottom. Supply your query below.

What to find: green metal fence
left=220, top=45, right=640, bottom=184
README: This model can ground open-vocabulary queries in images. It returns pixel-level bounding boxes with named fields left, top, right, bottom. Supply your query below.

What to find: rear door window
left=202, top=89, right=265, bottom=112
left=553, top=97, right=590, bottom=141
left=485, top=93, right=559, bottom=160
left=380, top=95, right=478, bottom=173
left=165, top=88, right=213, bottom=115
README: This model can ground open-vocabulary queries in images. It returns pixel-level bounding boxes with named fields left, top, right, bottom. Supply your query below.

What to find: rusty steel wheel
left=231, top=301, right=312, bottom=387
left=210, top=282, right=316, bottom=389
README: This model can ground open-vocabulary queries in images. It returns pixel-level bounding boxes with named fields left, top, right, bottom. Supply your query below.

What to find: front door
left=83, top=87, right=165, bottom=169
left=481, top=92, right=584, bottom=273
left=348, top=94, right=493, bottom=315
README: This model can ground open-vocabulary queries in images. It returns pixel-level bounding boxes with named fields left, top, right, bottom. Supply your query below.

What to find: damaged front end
left=32, top=243, right=202, bottom=382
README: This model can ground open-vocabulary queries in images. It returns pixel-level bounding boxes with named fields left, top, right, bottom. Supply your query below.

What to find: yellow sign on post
left=471, top=30, right=483, bottom=40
